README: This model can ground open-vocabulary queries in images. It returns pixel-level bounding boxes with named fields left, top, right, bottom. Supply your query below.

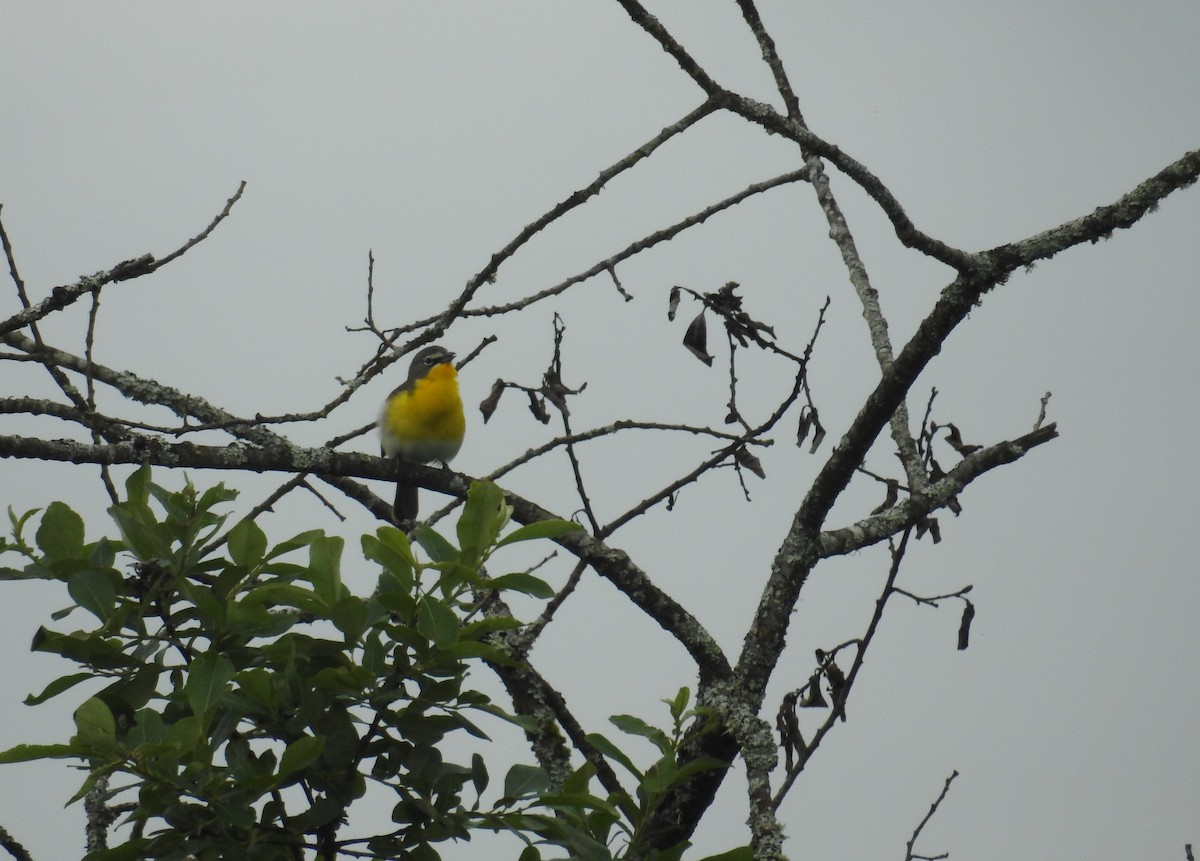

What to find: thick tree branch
left=612, top=0, right=722, bottom=96
left=0, top=430, right=732, bottom=686
left=609, top=4, right=976, bottom=272
left=981, top=148, right=1200, bottom=271
left=731, top=142, right=1199, bottom=791
left=734, top=0, right=929, bottom=499
left=718, top=92, right=978, bottom=271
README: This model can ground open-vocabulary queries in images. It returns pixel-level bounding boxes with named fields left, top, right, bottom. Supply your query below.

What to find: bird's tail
left=394, top=478, right=419, bottom=524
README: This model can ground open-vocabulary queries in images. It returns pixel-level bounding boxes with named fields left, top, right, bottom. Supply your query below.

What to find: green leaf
left=36, top=502, right=85, bottom=560
left=31, top=627, right=137, bottom=670
left=585, top=732, right=642, bottom=779
left=7, top=505, right=40, bottom=540
left=529, top=815, right=612, bottom=861
left=444, top=640, right=519, bottom=666
left=124, top=465, right=152, bottom=505
left=497, top=518, right=583, bottom=547
left=406, top=843, right=441, bottom=861
left=236, top=667, right=278, bottom=711
left=125, top=708, right=166, bottom=747
left=411, top=526, right=458, bottom=564
left=308, top=536, right=345, bottom=605
left=541, top=790, right=624, bottom=820
left=84, top=836, right=154, bottom=860
left=0, top=742, right=79, bottom=763
left=196, top=482, right=238, bottom=512
left=164, top=714, right=203, bottom=751
left=646, top=755, right=728, bottom=793
left=416, top=596, right=460, bottom=647
left=24, top=672, right=94, bottom=706
left=108, top=502, right=170, bottom=561
left=329, top=595, right=368, bottom=642
left=502, top=763, right=549, bottom=800
left=179, top=579, right=227, bottom=629
left=696, top=848, right=754, bottom=861
left=185, top=652, right=236, bottom=718
left=470, top=751, right=489, bottom=796
left=459, top=615, right=523, bottom=638
left=610, top=714, right=671, bottom=755
left=97, top=666, right=161, bottom=715
left=457, top=480, right=506, bottom=564
left=562, top=762, right=595, bottom=796
left=266, top=528, right=326, bottom=560
left=67, top=566, right=120, bottom=622
left=362, top=528, right=416, bottom=591
left=278, top=735, right=326, bottom=780
left=227, top=518, right=267, bottom=568
left=249, top=582, right=326, bottom=615
left=73, top=697, right=116, bottom=744
left=665, top=687, right=691, bottom=724
left=488, top=571, right=555, bottom=599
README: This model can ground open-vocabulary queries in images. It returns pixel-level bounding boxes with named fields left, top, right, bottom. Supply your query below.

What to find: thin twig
left=773, top=528, right=912, bottom=806
left=905, top=770, right=959, bottom=861
left=152, top=181, right=247, bottom=270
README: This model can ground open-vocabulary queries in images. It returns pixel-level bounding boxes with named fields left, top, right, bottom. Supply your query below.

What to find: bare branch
left=430, top=168, right=810, bottom=324
left=0, top=824, right=33, bottom=861
left=772, top=530, right=913, bottom=806
left=981, top=149, right=1200, bottom=272
left=355, top=100, right=722, bottom=375
left=905, top=771, right=959, bottom=861
left=819, top=423, right=1059, bottom=557
left=735, top=0, right=930, bottom=498
left=613, top=0, right=722, bottom=96
left=0, top=182, right=245, bottom=338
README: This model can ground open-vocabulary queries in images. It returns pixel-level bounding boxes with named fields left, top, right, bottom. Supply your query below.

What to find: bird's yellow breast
left=380, top=363, right=465, bottom=463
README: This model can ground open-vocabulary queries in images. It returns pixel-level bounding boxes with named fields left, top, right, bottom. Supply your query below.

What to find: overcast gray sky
left=2, top=2, right=1198, bottom=859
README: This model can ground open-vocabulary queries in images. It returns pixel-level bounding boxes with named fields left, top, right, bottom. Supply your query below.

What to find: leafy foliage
left=1, top=469, right=739, bottom=860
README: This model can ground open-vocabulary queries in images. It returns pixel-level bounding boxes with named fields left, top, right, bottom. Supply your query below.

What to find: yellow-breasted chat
left=378, top=345, right=465, bottom=523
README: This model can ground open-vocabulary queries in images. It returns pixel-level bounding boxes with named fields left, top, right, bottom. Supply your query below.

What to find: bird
left=377, top=345, right=465, bottom=523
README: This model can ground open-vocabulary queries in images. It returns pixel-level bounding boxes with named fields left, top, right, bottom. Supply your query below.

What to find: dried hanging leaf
left=542, top=369, right=570, bottom=417
left=808, top=410, right=826, bottom=453
left=776, top=691, right=805, bottom=770
left=944, top=422, right=981, bottom=456
left=957, top=600, right=975, bottom=651
left=797, top=406, right=812, bottom=447
left=798, top=672, right=827, bottom=708
left=527, top=391, right=551, bottom=424
left=724, top=311, right=776, bottom=348
left=479, top=379, right=506, bottom=423
left=683, top=311, right=713, bottom=366
left=734, top=447, right=766, bottom=479
left=667, top=285, right=683, bottom=321
left=824, top=661, right=847, bottom=722
left=755, top=320, right=776, bottom=339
